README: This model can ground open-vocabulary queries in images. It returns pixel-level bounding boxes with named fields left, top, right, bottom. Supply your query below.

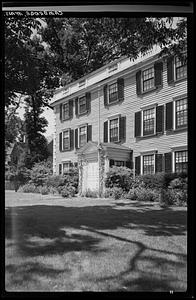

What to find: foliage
left=18, top=183, right=40, bottom=193
left=41, top=17, right=187, bottom=85
left=104, top=187, right=124, bottom=200
left=29, top=160, right=53, bottom=186
left=39, top=185, right=50, bottom=195
left=60, top=185, right=76, bottom=198
left=81, top=189, right=99, bottom=198
left=105, top=166, right=133, bottom=192
left=125, top=187, right=159, bottom=202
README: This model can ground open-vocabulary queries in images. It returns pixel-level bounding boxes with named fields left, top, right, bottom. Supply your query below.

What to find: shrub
left=49, top=186, right=59, bottom=195
left=169, top=177, right=187, bottom=190
left=39, top=186, right=49, bottom=195
left=30, top=160, right=53, bottom=187
left=134, top=187, right=159, bottom=202
left=124, top=189, right=137, bottom=200
left=81, top=189, right=99, bottom=198
left=18, top=183, right=39, bottom=193
left=105, top=166, right=133, bottom=192
left=159, top=188, right=187, bottom=207
left=46, top=175, right=63, bottom=188
left=60, top=185, right=76, bottom=198
left=103, top=187, right=124, bottom=199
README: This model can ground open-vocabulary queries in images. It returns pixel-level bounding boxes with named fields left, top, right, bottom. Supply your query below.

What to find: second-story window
left=62, top=102, right=69, bottom=120
left=142, top=67, right=155, bottom=92
left=109, top=118, right=119, bottom=142
left=143, top=108, right=155, bottom=136
left=175, top=56, right=187, bottom=80
left=79, top=96, right=87, bottom=114
left=108, top=82, right=118, bottom=103
left=62, top=129, right=70, bottom=150
left=176, top=98, right=187, bottom=129
left=79, top=125, right=87, bottom=147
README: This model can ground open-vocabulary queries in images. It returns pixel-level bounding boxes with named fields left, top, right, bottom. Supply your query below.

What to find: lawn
left=5, top=191, right=187, bottom=292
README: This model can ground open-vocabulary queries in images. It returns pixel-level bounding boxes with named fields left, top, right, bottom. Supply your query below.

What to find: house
left=50, top=45, right=187, bottom=194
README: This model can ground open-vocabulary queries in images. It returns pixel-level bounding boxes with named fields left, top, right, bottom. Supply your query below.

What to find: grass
left=5, top=191, right=187, bottom=292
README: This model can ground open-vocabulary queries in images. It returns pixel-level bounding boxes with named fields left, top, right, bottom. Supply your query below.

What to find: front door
left=83, top=161, right=99, bottom=192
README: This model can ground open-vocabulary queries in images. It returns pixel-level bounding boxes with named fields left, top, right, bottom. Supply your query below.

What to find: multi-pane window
left=62, top=162, right=70, bottom=173
left=62, top=130, right=70, bottom=150
left=114, top=161, right=125, bottom=167
left=175, top=150, right=188, bottom=173
left=109, top=82, right=118, bottom=103
left=143, top=108, right=155, bottom=136
left=109, top=118, right=119, bottom=142
left=143, top=154, right=155, bottom=175
left=175, top=56, right=187, bottom=80
left=142, top=67, right=154, bottom=92
left=62, top=102, right=69, bottom=120
left=176, top=98, right=187, bottom=129
left=79, top=96, right=87, bottom=114
left=79, top=126, right=87, bottom=147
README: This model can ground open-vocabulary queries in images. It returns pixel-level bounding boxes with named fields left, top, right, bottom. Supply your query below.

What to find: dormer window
left=108, top=63, right=118, bottom=73
left=79, top=80, right=85, bottom=88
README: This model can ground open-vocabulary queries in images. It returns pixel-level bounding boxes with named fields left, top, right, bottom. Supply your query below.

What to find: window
left=114, top=161, right=125, bottom=167
left=175, top=150, right=188, bottom=173
left=79, top=125, right=87, bottom=147
left=78, top=96, right=87, bottom=114
left=143, top=154, right=155, bottom=175
left=108, top=63, right=118, bottom=73
left=142, top=67, right=154, bottom=92
left=109, top=118, right=119, bottom=142
left=176, top=98, right=187, bottom=129
left=175, top=56, right=187, bottom=80
left=143, top=108, right=155, bottom=136
left=109, top=82, right=118, bottom=103
left=62, top=129, right=70, bottom=150
left=62, top=162, right=70, bottom=173
left=62, top=102, right=69, bottom=120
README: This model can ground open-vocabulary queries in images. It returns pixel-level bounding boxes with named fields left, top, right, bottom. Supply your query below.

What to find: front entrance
left=83, top=161, right=99, bottom=191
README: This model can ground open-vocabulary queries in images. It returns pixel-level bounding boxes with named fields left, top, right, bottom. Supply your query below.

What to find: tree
left=41, top=17, right=187, bottom=85
left=23, top=96, right=50, bottom=169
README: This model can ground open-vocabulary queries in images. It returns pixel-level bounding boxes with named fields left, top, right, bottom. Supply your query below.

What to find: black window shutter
left=104, top=85, right=108, bottom=106
left=104, top=121, right=108, bottom=143
left=59, top=132, right=62, bottom=152
left=155, top=153, right=163, bottom=173
left=60, top=104, right=62, bottom=121
left=167, top=56, right=174, bottom=83
left=164, top=152, right=172, bottom=173
left=59, top=164, right=62, bottom=175
left=156, top=105, right=164, bottom=133
left=86, top=92, right=91, bottom=112
left=69, top=100, right=73, bottom=118
left=119, top=116, right=126, bottom=142
left=117, top=77, right=124, bottom=101
left=166, top=102, right=173, bottom=131
left=154, top=62, right=163, bottom=87
left=109, top=159, right=114, bottom=167
left=87, top=124, right=92, bottom=142
left=75, top=128, right=78, bottom=149
left=126, top=161, right=132, bottom=169
left=135, top=111, right=141, bottom=137
left=135, top=156, right=141, bottom=175
left=70, top=129, right=74, bottom=150
left=75, top=98, right=78, bottom=116
left=136, top=70, right=142, bottom=95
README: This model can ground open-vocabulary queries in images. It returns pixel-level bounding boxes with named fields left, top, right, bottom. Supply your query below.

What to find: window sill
left=78, top=110, right=89, bottom=117
left=141, top=86, right=156, bottom=95
left=136, top=133, right=157, bottom=140
left=168, top=76, right=187, bottom=85
left=62, top=116, right=71, bottom=122
left=106, top=98, right=124, bottom=107
left=166, top=127, right=187, bottom=134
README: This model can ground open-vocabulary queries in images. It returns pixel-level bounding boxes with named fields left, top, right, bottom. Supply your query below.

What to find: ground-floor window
left=114, top=160, right=125, bottom=167
left=175, top=150, right=188, bottom=173
left=143, top=154, right=155, bottom=175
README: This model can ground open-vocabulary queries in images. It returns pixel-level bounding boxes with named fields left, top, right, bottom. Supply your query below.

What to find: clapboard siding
left=54, top=55, right=187, bottom=174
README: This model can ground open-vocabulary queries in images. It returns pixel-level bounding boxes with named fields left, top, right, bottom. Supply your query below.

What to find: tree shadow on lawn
left=5, top=204, right=187, bottom=257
